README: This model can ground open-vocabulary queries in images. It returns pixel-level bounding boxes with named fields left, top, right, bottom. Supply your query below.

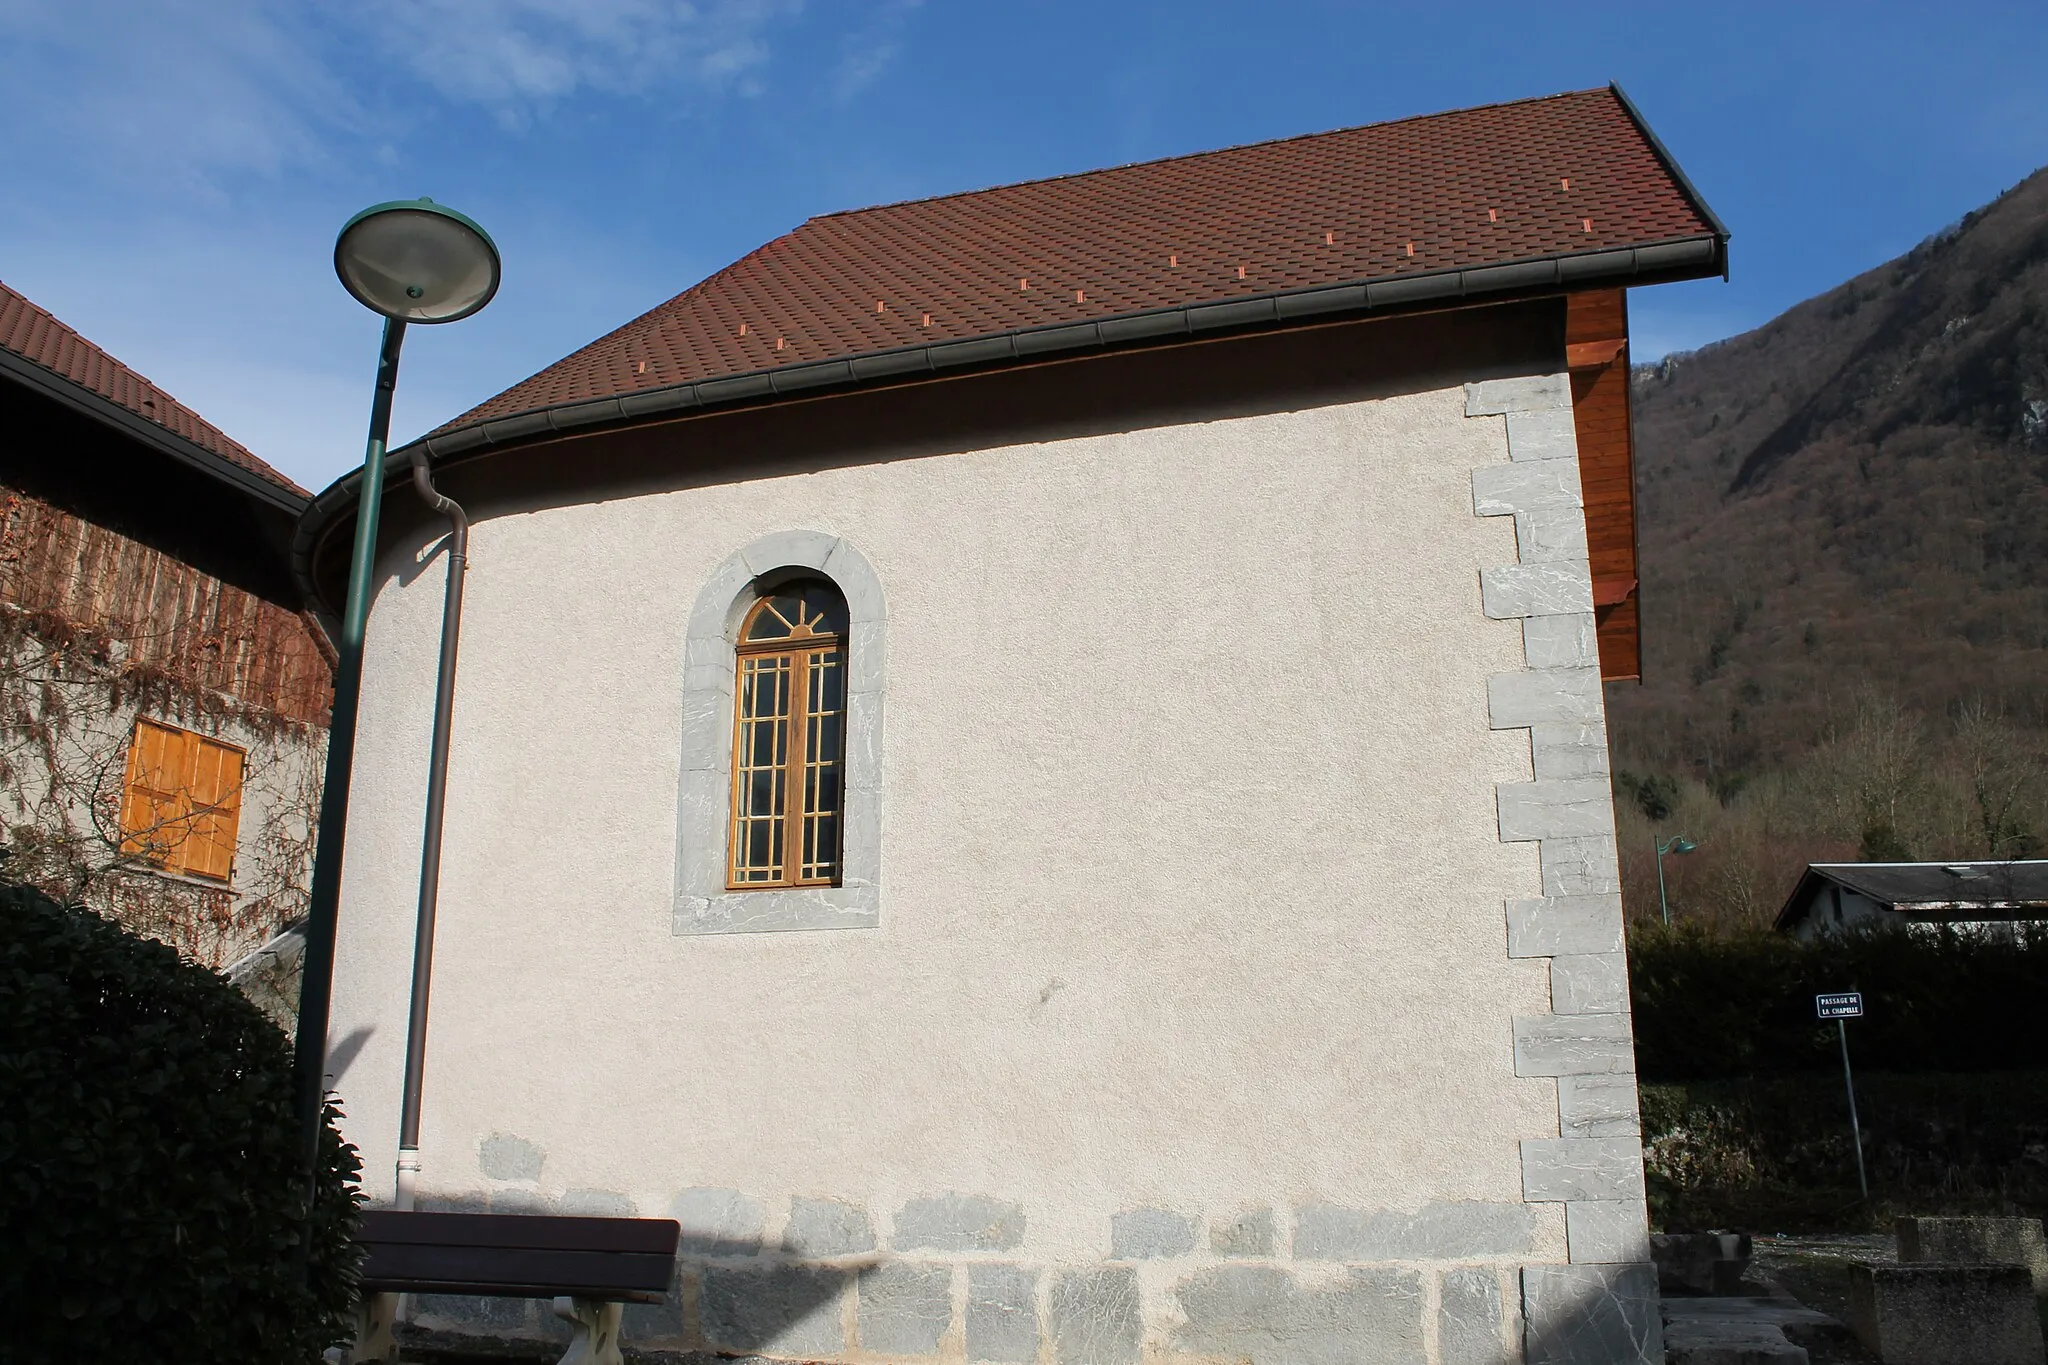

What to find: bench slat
left=360, top=1244, right=676, bottom=1297
left=358, top=1211, right=679, bottom=1257
left=355, top=1274, right=667, bottom=1306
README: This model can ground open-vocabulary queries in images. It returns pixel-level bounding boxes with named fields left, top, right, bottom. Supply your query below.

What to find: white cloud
left=0, top=0, right=800, bottom=197
left=0, top=0, right=358, bottom=197
left=831, top=0, right=920, bottom=103
left=351, top=0, right=795, bottom=113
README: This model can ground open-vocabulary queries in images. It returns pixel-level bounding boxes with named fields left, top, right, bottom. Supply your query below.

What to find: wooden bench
left=348, top=1210, right=680, bottom=1365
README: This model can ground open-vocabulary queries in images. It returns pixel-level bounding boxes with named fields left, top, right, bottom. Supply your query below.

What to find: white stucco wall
left=328, top=366, right=1650, bottom=1361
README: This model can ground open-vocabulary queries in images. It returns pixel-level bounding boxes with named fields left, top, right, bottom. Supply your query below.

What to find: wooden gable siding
left=0, top=485, right=331, bottom=725
left=1567, top=289, right=1640, bottom=681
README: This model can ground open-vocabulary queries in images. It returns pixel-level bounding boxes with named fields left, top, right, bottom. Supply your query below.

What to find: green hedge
left=0, top=877, right=361, bottom=1363
left=1629, top=923, right=2048, bottom=1080
left=1642, top=1072, right=2048, bottom=1232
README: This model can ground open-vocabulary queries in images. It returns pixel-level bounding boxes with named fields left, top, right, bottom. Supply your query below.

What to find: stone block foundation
left=398, top=1189, right=1679, bottom=1364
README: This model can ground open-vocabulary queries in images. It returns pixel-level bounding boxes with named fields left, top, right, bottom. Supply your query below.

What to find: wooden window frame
left=727, top=590, right=847, bottom=890
left=118, top=717, right=246, bottom=883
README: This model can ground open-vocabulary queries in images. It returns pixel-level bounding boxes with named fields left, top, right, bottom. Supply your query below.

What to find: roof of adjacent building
left=1776, top=861, right=2048, bottom=929
left=431, top=83, right=1725, bottom=442
left=0, top=278, right=305, bottom=504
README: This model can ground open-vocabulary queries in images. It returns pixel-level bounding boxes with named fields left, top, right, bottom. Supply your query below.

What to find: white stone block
left=1466, top=373, right=1571, bottom=416
left=1516, top=509, right=1592, bottom=563
left=1513, top=1012, right=1635, bottom=1077
left=1523, top=614, right=1600, bottom=670
left=1551, top=953, right=1631, bottom=1014
left=1506, top=896, right=1624, bottom=958
left=1489, top=667, right=1603, bottom=730
left=1481, top=562, right=1595, bottom=619
left=1566, top=1201, right=1652, bottom=1265
left=1506, top=410, right=1580, bottom=463
left=740, top=528, right=840, bottom=577
left=1522, top=1137, right=1646, bottom=1203
left=1472, top=461, right=1582, bottom=517
left=1530, top=723, right=1609, bottom=780
left=1540, top=836, right=1621, bottom=896
left=1558, top=1075, right=1642, bottom=1138
left=1497, top=778, right=1615, bottom=843
left=1521, top=1263, right=1662, bottom=1365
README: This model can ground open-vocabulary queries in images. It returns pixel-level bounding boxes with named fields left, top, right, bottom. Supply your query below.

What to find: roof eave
left=0, top=346, right=307, bottom=517
left=294, top=233, right=1725, bottom=614
left=1773, top=867, right=1828, bottom=932
left=1607, top=83, right=1732, bottom=251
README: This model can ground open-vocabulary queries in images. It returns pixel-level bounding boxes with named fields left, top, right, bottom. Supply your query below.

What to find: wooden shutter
left=121, top=719, right=191, bottom=866
left=182, top=737, right=245, bottom=881
left=119, top=719, right=245, bottom=881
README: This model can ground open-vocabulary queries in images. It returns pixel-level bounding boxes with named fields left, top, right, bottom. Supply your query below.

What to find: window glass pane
left=745, top=594, right=802, bottom=641
left=743, top=581, right=848, bottom=642
left=803, top=812, right=840, bottom=882
left=811, top=648, right=845, bottom=711
left=810, top=714, right=842, bottom=763
left=746, top=820, right=774, bottom=874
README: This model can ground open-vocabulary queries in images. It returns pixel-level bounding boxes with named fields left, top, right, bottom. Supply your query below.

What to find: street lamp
left=1654, top=834, right=1698, bottom=927
left=294, top=200, right=500, bottom=1195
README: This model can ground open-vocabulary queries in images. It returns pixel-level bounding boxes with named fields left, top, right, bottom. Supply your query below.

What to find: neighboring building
left=302, top=87, right=1726, bottom=1364
left=1775, top=860, right=2048, bottom=940
left=0, top=280, right=331, bottom=973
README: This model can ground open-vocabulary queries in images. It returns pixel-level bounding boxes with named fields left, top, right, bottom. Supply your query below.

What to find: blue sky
left=4, top=1, right=2046, bottom=492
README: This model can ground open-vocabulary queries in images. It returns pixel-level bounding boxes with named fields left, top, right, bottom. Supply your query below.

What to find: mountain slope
left=1609, top=166, right=2048, bottom=779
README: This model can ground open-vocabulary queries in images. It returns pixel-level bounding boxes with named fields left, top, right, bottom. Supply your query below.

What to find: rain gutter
left=1607, top=82, right=1731, bottom=277
left=294, top=231, right=1727, bottom=612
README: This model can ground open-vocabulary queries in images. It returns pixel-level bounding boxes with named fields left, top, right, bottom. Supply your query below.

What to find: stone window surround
left=674, top=531, right=885, bottom=935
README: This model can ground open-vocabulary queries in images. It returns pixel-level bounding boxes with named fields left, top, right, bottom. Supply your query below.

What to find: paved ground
left=1661, top=1234, right=1888, bottom=1364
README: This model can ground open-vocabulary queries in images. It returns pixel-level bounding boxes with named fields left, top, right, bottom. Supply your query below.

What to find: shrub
left=0, top=876, right=361, bottom=1363
left=1630, top=922, right=2048, bottom=1080
left=1642, top=1072, right=2048, bottom=1232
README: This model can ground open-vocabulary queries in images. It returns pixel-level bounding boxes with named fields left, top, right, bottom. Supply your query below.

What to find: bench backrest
left=357, top=1211, right=681, bottom=1303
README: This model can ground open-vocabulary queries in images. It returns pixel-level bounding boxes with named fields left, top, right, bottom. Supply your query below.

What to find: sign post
left=1816, top=992, right=1868, bottom=1199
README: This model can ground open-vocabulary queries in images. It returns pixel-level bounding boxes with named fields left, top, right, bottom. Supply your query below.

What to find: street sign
left=1815, top=991, right=1870, bottom=1197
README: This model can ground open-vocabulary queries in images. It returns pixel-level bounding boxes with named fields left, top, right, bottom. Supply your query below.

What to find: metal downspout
left=393, top=450, right=469, bottom=1211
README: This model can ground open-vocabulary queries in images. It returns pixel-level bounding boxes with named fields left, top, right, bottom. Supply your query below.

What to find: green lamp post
left=293, top=199, right=500, bottom=1189
left=1654, top=833, right=1698, bottom=927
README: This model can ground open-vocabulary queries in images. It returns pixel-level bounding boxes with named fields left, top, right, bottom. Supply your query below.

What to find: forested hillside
left=1605, top=168, right=2048, bottom=927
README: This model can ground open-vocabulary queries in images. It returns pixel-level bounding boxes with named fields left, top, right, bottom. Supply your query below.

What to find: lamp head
left=1672, top=837, right=1698, bottom=855
left=335, top=198, right=500, bottom=323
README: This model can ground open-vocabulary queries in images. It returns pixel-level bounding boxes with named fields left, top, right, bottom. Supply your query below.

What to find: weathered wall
left=330, top=363, right=1651, bottom=1363
left=0, top=483, right=328, bottom=968
left=0, top=485, right=330, bottom=725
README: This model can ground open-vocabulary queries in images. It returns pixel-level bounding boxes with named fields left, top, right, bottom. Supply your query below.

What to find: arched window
left=729, top=580, right=849, bottom=888
left=675, top=531, right=883, bottom=935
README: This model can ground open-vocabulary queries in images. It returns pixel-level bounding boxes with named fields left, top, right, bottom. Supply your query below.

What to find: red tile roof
left=444, top=85, right=1721, bottom=434
left=0, top=278, right=305, bottom=498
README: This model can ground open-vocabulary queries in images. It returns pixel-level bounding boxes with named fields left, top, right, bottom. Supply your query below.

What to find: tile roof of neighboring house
left=0, top=278, right=306, bottom=500
left=435, top=84, right=1724, bottom=439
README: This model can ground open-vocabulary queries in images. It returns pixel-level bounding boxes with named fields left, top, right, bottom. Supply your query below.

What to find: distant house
left=1775, top=861, right=2048, bottom=940
left=304, top=87, right=1727, bottom=1364
left=0, top=280, right=331, bottom=972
